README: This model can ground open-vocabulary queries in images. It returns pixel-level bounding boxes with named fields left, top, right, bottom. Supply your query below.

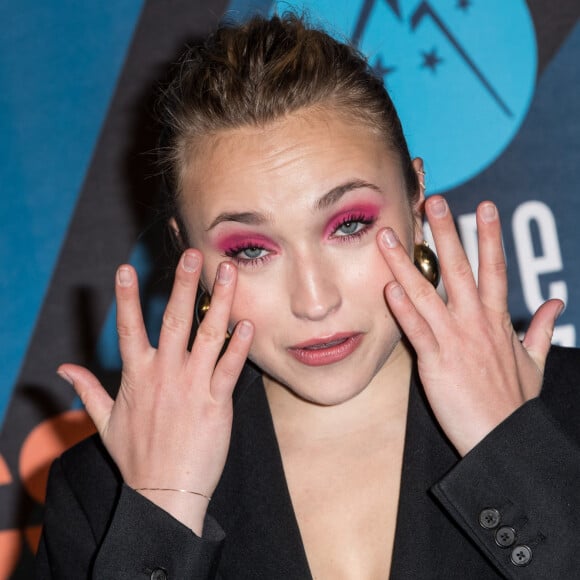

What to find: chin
left=251, top=332, right=405, bottom=406
left=260, top=365, right=377, bottom=407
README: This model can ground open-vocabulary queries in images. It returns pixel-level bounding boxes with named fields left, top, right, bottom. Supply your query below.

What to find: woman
left=36, top=13, right=580, bottom=579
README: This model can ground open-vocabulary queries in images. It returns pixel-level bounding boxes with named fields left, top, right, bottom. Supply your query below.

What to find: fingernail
left=481, top=203, right=497, bottom=223
left=382, top=228, right=399, bottom=248
left=117, top=267, right=132, bottom=287
left=57, top=370, right=73, bottom=385
left=557, top=302, right=566, bottom=318
left=217, top=262, right=234, bottom=285
left=183, top=252, right=200, bottom=273
left=389, top=283, right=404, bottom=300
left=430, top=198, right=447, bottom=218
left=237, top=320, right=253, bottom=339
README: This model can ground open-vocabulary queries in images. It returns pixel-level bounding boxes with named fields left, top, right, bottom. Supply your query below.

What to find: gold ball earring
left=194, top=292, right=231, bottom=339
left=195, top=292, right=211, bottom=326
left=414, top=241, right=440, bottom=287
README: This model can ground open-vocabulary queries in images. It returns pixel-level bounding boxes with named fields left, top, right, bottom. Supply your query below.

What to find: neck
left=264, top=343, right=413, bottom=444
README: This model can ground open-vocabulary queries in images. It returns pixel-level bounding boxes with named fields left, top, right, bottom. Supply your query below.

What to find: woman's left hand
left=379, top=196, right=564, bottom=456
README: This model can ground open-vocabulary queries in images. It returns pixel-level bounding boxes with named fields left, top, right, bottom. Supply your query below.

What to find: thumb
left=57, top=364, right=113, bottom=436
left=522, top=299, right=565, bottom=371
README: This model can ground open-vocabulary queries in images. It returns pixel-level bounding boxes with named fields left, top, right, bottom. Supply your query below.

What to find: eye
left=224, top=244, right=272, bottom=266
left=336, top=220, right=366, bottom=236
left=239, top=246, right=267, bottom=260
left=331, top=213, right=376, bottom=240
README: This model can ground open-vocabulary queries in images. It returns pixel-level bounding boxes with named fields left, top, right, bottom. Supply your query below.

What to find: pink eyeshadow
left=323, top=203, right=381, bottom=238
left=214, top=232, right=278, bottom=253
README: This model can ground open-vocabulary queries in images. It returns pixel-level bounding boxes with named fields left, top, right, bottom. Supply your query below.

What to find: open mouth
left=301, top=337, right=349, bottom=350
left=288, top=333, right=362, bottom=366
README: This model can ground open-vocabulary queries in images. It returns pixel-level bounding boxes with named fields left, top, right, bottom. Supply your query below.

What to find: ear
left=168, top=216, right=185, bottom=250
left=411, top=157, right=426, bottom=245
left=168, top=216, right=208, bottom=292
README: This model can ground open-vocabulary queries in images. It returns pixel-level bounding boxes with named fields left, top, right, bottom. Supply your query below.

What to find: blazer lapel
left=390, top=368, right=502, bottom=578
left=210, top=367, right=312, bottom=579
left=211, top=364, right=504, bottom=578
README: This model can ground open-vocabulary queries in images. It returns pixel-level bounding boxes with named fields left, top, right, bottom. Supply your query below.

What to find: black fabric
left=389, top=365, right=501, bottom=578
left=36, top=346, right=580, bottom=579
left=209, top=370, right=311, bottom=579
left=432, top=399, right=580, bottom=578
left=93, top=486, right=224, bottom=578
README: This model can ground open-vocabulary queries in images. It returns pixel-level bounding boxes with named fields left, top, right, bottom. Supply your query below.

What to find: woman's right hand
left=57, top=249, right=254, bottom=534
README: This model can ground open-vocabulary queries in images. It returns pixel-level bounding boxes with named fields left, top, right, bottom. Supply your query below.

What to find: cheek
left=342, top=242, right=394, bottom=284
left=228, top=276, right=277, bottom=327
left=338, top=246, right=397, bottom=316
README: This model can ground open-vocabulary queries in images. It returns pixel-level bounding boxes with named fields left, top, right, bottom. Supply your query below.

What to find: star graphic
left=421, top=48, right=444, bottom=73
left=456, top=0, right=471, bottom=11
left=373, top=55, right=396, bottom=78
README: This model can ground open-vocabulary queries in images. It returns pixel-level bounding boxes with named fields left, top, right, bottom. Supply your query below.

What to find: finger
left=157, top=250, right=202, bottom=357
left=115, top=265, right=150, bottom=364
left=57, top=364, right=113, bottom=435
left=522, top=299, right=565, bottom=370
left=476, top=202, right=508, bottom=313
left=378, top=227, right=447, bottom=324
left=211, top=320, right=254, bottom=403
left=425, top=196, right=478, bottom=305
left=190, top=262, right=237, bottom=376
left=384, top=282, right=439, bottom=359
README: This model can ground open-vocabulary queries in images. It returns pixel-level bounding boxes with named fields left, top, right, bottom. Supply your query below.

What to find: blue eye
left=224, top=244, right=272, bottom=267
left=332, top=214, right=376, bottom=239
left=240, top=247, right=265, bottom=259
left=336, top=220, right=365, bottom=236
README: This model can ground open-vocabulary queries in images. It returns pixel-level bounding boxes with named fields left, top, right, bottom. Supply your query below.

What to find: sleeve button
left=510, top=545, right=532, bottom=566
left=494, top=526, right=516, bottom=548
left=150, top=569, right=168, bottom=580
left=479, top=508, right=501, bottom=529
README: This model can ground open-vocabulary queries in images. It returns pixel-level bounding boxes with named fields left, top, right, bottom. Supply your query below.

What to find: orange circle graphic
left=19, top=410, right=96, bottom=504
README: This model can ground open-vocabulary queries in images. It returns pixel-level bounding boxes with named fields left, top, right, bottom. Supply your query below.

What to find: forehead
left=179, top=107, right=405, bottom=219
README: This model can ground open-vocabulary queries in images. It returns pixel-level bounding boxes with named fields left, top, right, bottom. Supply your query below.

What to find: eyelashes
left=224, top=244, right=272, bottom=267
left=330, top=212, right=377, bottom=240
left=223, top=213, right=378, bottom=267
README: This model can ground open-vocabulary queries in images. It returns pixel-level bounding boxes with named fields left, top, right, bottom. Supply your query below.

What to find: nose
left=288, top=254, right=342, bottom=321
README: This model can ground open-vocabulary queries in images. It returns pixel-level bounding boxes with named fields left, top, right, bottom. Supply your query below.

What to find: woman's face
left=178, top=107, right=424, bottom=405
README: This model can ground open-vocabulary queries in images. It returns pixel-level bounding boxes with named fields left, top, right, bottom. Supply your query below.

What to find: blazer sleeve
left=431, top=397, right=580, bottom=579
left=36, top=454, right=225, bottom=579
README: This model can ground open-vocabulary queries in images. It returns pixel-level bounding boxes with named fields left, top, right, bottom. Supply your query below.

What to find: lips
left=288, top=333, right=363, bottom=366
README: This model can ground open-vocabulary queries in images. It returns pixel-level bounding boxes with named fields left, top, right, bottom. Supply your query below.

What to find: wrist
left=135, top=487, right=210, bottom=535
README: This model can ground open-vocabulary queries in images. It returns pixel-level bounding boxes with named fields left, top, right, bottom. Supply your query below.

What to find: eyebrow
left=315, top=179, right=382, bottom=210
left=206, top=179, right=382, bottom=231
left=207, top=211, right=266, bottom=231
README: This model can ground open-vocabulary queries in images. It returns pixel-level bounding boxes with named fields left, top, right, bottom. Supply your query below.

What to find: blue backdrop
left=1, top=1, right=578, bottom=576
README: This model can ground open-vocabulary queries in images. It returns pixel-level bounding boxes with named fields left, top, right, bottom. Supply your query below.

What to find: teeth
left=304, top=338, right=346, bottom=350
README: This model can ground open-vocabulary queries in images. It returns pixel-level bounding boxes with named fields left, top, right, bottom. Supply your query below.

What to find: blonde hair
left=158, top=13, right=418, bottom=222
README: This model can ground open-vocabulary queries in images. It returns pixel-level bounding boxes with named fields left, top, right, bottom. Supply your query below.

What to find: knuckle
left=116, top=322, right=136, bottom=339
left=405, top=320, right=425, bottom=340
left=196, top=323, right=227, bottom=344
left=162, top=309, right=190, bottom=333
left=450, top=260, right=474, bottom=280
left=500, top=312, right=513, bottom=333
left=482, top=259, right=507, bottom=276
left=219, top=362, right=240, bottom=382
left=412, top=284, right=433, bottom=304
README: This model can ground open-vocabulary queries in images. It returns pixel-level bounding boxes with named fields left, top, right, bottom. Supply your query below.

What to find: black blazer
left=36, top=347, right=580, bottom=579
